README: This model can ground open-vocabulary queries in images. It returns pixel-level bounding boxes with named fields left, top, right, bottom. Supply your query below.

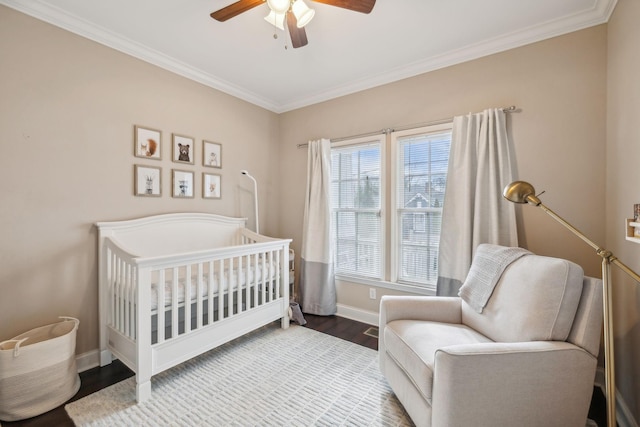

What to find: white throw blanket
left=458, top=244, right=531, bottom=313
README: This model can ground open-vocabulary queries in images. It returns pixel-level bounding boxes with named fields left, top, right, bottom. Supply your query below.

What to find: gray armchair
left=379, top=245, right=603, bottom=427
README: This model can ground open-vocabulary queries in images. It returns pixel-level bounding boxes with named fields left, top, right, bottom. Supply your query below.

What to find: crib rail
left=102, top=235, right=290, bottom=346
left=103, top=240, right=138, bottom=341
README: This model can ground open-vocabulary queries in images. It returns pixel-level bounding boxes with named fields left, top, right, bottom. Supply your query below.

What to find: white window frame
left=331, top=134, right=386, bottom=281
left=390, top=123, right=452, bottom=293
left=331, top=123, right=452, bottom=295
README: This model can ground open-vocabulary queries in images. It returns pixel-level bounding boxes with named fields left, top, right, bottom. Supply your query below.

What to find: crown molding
left=0, top=0, right=281, bottom=112
left=278, top=0, right=617, bottom=112
left=1, top=0, right=617, bottom=114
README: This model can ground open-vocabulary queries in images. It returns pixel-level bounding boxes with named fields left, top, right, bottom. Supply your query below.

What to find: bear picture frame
left=134, top=125, right=162, bottom=160
left=172, top=134, right=195, bottom=164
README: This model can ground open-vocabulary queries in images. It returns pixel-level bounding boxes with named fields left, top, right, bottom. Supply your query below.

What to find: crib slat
left=115, top=254, right=121, bottom=333
left=132, top=266, right=138, bottom=340
left=237, top=255, right=243, bottom=314
left=111, top=253, right=118, bottom=332
left=128, top=265, right=134, bottom=339
left=108, top=251, right=115, bottom=330
left=253, top=252, right=259, bottom=309
left=268, top=251, right=274, bottom=303
left=106, top=248, right=114, bottom=328
left=243, top=254, right=248, bottom=311
left=157, top=269, right=166, bottom=343
left=185, top=265, right=192, bottom=334
left=125, top=263, right=132, bottom=339
left=227, top=257, right=234, bottom=318
left=245, top=251, right=250, bottom=308
left=117, top=258, right=124, bottom=333
left=261, top=251, right=267, bottom=305
left=207, top=261, right=214, bottom=326
left=218, top=258, right=224, bottom=321
left=196, top=263, right=204, bottom=329
left=123, top=259, right=129, bottom=334
left=272, top=251, right=282, bottom=299
left=129, top=262, right=136, bottom=338
left=172, top=268, right=179, bottom=339
left=245, top=253, right=249, bottom=310
left=113, top=256, right=119, bottom=333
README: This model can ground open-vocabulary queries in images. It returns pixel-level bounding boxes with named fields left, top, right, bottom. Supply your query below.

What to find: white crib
left=96, top=213, right=291, bottom=402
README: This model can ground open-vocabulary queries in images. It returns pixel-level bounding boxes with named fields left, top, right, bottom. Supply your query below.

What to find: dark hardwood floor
left=2, top=314, right=607, bottom=426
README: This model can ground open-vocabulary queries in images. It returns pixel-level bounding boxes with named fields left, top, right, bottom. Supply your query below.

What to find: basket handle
left=0, top=338, right=30, bottom=357
left=0, top=317, right=78, bottom=357
left=59, top=316, right=80, bottom=327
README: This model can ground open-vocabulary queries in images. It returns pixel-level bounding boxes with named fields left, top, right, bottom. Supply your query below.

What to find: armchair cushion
left=384, top=320, right=492, bottom=403
left=462, top=253, right=584, bottom=343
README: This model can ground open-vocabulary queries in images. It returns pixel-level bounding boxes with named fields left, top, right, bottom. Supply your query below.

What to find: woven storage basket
left=0, top=316, right=81, bottom=421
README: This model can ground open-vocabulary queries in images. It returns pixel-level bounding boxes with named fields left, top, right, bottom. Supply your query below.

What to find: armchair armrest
left=379, top=295, right=462, bottom=328
left=431, top=341, right=598, bottom=427
left=378, top=296, right=463, bottom=375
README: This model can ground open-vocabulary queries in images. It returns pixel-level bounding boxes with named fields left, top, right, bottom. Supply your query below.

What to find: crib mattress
left=149, top=262, right=275, bottom=311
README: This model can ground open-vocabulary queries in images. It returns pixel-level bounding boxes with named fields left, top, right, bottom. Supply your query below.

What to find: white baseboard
left=336, top=303, right=379, bottom=326
left=76, top=349, right=100, bottom=373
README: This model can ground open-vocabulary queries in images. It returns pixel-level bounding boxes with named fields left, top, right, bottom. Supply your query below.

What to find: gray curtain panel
left=437, top=108, right=518, bottom=296
left=300, top=139, right=337, bottom=315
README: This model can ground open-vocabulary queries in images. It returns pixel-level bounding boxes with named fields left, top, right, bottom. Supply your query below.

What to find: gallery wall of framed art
left=132, top=124, right=223, bottom=200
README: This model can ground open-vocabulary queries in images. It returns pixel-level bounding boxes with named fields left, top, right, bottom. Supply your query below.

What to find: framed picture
left=134, top=165, right=162, bottom=197
left=203, top=173, right=221, bottom=199
left=172, top=169, right=194, bottom=198
left=134, top=125, right=161, bottom=160
left=203, top=141, right=222, bottom=168
left=172, top=134, right=195, bottom=164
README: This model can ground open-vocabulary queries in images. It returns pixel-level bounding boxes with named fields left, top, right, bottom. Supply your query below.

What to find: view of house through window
left=330, top=124, right=452, bottom=291
left=394, top=126, right=452, bottom=287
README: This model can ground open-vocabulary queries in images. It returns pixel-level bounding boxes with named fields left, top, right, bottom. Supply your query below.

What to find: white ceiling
left=2, top=0, right=616, bottom=113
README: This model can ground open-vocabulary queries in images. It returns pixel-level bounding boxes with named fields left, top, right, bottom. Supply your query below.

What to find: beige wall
left=0, top=6, right=281, bottom=354
left=279, top=25, right=607, bottom=311
left=607, top=0, right=640, bottom=421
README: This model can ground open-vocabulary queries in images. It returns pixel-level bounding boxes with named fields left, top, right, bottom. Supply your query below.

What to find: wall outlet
left=369, top=288, right=376, bottom=300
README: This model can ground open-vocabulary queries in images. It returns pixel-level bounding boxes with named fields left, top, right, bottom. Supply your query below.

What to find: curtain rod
left=296, top=105, right=518, bottom=148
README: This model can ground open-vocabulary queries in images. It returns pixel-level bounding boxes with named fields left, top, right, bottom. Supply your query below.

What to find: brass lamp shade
left=502, top=181, right=541, bottom=205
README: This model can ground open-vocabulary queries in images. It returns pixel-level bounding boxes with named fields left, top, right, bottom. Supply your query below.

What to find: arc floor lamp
left=503, top=181, right=640, bottom=427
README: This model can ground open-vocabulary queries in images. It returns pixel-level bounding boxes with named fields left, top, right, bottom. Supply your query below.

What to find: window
left=330, top=124, right=452, bottom=292
left=330, top=138, right=384, bottom=279
left=392, top=126, right=452, bottom=287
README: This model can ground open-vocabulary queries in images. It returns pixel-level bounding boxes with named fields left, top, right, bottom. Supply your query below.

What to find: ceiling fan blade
left=311, top=0, right=375, bottom=14
left=286, top=11, right=308, bottom=48
left=210, top=0, right=265, bottom=22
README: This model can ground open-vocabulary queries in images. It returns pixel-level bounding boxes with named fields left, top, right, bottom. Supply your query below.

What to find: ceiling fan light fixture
left=266, top=0, right=290, bottom=14
left=264, top=10, right=286, bottom=30
left=292, top=0, right=315, bottom=28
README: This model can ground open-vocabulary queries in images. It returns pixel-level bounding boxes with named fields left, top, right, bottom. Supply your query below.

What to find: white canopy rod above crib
left=296, top=105, right=518, bottom=148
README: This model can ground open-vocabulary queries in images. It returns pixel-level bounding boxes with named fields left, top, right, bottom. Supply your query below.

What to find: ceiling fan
left=210, top=0, right=376, bottom=49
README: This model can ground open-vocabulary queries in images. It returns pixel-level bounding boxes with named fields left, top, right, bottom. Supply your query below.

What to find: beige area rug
left=66, top=323, right=413, bottom=426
